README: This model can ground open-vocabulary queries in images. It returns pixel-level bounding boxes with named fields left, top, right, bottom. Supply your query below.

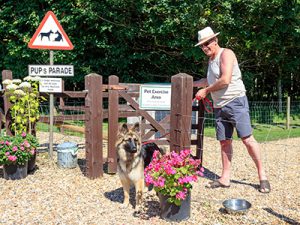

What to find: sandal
left=259, top=180, right=271, bottom=193
left=206, top=180, right=230, bottom=189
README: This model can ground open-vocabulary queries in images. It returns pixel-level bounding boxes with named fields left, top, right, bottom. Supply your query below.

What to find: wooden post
left=2, top=70, right=13, bottom=136
left=85, top=74, right=103, bottom=178
left=286, top=96, right=290, bottom=129
left=107, top=75, right=119, bottom=174
left=169, top=73, right=193, bottom=152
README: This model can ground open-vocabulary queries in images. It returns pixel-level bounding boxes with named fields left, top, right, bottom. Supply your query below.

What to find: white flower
left=12, top=79, right=22, bottom=84
left=13, top=89, right=26, bottom=96
left=31, top=76, right=41, bottom=82
left=19, top=82, right=31, bottom=89
left=24, top=76, right=40, bottom=82
left=6, top=83, right=18, bottom=90
left=23, top=76, right=33, bottom=81
left=2, top=79, right=12, bottom=85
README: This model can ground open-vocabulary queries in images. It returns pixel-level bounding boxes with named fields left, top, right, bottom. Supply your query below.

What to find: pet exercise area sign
left=139, top=84, right=171, bottom=110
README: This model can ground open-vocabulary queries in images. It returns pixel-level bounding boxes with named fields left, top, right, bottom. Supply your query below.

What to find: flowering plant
left=144, top=149, right=204, bottom=206
left=2, top=76, right=44, bottom=135
left=0, top=132, right=39, bottom=166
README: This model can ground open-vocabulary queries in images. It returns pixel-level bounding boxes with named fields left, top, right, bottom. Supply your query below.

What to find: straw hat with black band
left=195, top=27, right=220, bottom=47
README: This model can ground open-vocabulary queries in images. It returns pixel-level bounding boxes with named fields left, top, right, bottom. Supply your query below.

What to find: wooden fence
left=1, top=71, right=205, bottom=179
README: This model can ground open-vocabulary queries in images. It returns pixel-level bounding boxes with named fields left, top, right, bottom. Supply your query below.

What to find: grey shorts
left=214, top=96, right=252, bottom=141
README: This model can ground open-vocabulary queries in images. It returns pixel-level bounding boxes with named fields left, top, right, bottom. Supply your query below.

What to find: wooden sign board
left=139, top=84, right=171, bottom=110
left=29, top=65, right=74, bottom=76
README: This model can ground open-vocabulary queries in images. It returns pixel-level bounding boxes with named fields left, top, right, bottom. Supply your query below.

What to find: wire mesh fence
left=38, top=100, right=300, bottom=134
left=201, top=101, right=300, bottom=128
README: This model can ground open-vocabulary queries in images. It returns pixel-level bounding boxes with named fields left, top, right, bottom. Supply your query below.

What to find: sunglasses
left=200, top=38, right=216, bottom=48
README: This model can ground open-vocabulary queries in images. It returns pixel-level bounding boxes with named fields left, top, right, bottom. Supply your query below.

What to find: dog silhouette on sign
left=54, top=31, right=63, bottom=42
left=39, top=30, right=53, bottom=41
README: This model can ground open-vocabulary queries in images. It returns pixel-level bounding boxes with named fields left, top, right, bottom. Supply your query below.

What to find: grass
left=203, top=125, right=300, bottom=142
left=36, top=121, right=300, bottom=143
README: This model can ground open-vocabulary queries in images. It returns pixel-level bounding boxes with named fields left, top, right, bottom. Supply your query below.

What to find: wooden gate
left=1, top=71, right=205, bottom=180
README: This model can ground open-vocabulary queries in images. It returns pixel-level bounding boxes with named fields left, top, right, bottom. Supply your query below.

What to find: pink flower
left=164, top=164, right=176, bottom=175
left=153, top=176, right=165, bottom=187
left=23, top=141, right=30, bottom=148
left=5, top=152, right=10, bottom=156
left=30, top=149, right=35, bottom=155
left=12, top=146, right=18, bottom=152
left=20, top=146, right=25, bottom=151
left=21, top=132, right=26, bottom=137
left=176, top=191, right=187, bottom=200
left=8, top=155, right=17, bottom=162
left=145, top=174, right=154, bottom=185
left=144, top=149, right=201, bottom=206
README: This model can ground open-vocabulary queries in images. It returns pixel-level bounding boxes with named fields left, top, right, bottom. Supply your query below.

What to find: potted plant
left=2, top=76, right=43, bottom=135
left=0, top=132, right=39, bottom=180
left=144, top=149, right=204, bottom=222
left=2, top=77, right=43, bottom=171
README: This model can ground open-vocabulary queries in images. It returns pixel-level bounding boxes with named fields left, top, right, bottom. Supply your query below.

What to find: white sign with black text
left=139, top=84, right=171, bottom=110
left=28, top=65, right=74, bottom=76
left=39, top=78, right=62, bottom=93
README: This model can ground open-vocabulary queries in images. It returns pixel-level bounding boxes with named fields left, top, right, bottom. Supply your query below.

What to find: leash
left=193, top=96, right=213, bottom=113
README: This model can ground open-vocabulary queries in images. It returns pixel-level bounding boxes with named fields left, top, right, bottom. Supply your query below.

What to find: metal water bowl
left=222, top=199, right=252, bottom=214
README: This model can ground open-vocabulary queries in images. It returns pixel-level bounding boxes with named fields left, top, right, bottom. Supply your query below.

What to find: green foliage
left=0, top=0, right=299, bottom=100
left=0, top=133, right=39, bottom=165
left=2, top=77, right=45, bottom=135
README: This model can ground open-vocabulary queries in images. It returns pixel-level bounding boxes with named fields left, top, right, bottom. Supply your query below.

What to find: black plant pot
left=3, top=162, right=28, bottom=180
left=158, top=191, right=191, bottom=222
left=27, top=153, right=37, bottom=172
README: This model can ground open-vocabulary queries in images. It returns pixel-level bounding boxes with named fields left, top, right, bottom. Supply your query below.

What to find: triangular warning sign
left=28, top=11, right=74, bottom=50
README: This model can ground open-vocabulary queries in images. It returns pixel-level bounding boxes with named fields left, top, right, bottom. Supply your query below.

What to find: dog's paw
left=143, top=186, right=149, bottom=193
left=120, top=202, right=130, bottom=208
left=135, top=204, right=142, bottom=213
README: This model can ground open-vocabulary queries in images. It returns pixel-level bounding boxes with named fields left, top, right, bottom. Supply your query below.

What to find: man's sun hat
left=195, top=27, right=220, bottom=47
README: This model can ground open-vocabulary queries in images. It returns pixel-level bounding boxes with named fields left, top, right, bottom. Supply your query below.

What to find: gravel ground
left=0, top=131, right=299, bottom=225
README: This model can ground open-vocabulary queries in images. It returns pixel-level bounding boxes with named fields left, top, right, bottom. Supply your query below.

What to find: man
left=194, top=27, right=270, bottom=193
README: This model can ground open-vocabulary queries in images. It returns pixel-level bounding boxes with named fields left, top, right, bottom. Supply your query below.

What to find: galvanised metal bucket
left=56, top=142, right=78, bottom=169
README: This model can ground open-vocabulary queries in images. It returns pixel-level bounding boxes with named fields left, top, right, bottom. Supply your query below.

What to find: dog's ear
left=132, top=122, right=140, bottom=133
left=119, top=123, right=129, bottom=134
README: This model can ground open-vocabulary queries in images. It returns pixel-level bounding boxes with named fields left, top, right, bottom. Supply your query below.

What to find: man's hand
left=195, top=88, right=209, bottom=100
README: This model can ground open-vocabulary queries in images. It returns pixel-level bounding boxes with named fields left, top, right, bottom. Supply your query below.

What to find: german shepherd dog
left=116, top=122, right=163, bottom=210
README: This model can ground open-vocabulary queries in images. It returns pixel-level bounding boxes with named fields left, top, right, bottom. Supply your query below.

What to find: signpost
left=28, top=11, right=74, bottom=158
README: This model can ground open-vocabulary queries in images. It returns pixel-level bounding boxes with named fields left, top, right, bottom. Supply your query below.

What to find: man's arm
left=195, top=49, right=235, bottom=99
left=193, top=78, right=208, bottom=88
